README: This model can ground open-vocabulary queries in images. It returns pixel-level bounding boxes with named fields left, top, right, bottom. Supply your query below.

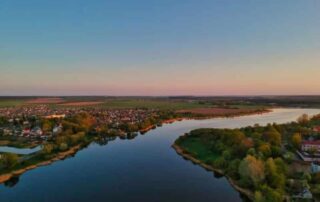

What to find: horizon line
left=0, top=94, right=320, bottom=97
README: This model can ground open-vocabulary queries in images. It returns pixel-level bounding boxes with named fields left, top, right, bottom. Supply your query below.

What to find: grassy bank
left=173, top=115, right=320, bottom=202
left=0, top=144, right=83, bottom=183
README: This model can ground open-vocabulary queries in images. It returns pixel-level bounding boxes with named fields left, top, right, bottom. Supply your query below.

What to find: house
left=44, top=114, right=65, bottom=119
left=53, top=124, right=63, bottom=135
left=313, top=126, right=320, bottom=133
left=303, top=188, right=313, bottom=199
left=291, top=180, right=313, bottom=200
left=3, top=129, right=13, bottom=136
left=297, top=140, right=320, bottom=162
left=23, top=128, right=31, bottom=136
left=301, top=140, right=320, bottom=152
left=31, top=127, right=43, bottom=136
left=23, top=121, right=29, bottom=125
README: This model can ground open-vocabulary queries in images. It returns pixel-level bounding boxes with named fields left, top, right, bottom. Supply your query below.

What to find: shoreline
left=0, top=108, right=271, bottom=185
left=172, top=143, right=254, bottom=201
left=139, top=108, right=272, bottom=134
left=0, top=145, right=81, bottom=184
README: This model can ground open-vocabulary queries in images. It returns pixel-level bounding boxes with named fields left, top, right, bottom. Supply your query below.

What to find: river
left=0, top=108, right=320, bottom=202
left=0, top=145, right=41, bottom=155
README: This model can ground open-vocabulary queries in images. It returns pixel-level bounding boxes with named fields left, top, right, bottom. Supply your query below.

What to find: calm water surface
left=1, top=108, right=320, bottom=202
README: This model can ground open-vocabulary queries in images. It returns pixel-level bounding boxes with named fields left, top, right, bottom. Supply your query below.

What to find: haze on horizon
left=1, top=0, right=320, bottom=96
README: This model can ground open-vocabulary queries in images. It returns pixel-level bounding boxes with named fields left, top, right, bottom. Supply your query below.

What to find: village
left=0, top=104, right=163, bottom=141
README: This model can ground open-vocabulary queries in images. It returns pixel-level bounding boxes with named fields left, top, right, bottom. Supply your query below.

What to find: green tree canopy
left=239, top=155, right=265, bottom=187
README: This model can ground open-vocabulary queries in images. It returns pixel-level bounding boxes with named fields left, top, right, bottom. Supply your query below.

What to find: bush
left=59, top=143, right=69, bottom=151
left=0, top=153, right=19, bottom=169
left=260, top=184, right=283, bottom=202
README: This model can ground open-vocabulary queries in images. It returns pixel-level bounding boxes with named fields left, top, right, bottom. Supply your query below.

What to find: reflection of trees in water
left=127, top=132, right=138, bottom=140
left=213, top=171, right=223, bottom=179
left=240, top=193, right=251, bottom=202
left=95, top=133, right=140, bottom=145
left=4, top=176, right=19, bottom=188
left=95, top=135, right=118, bottom=146
left=2, top=132, right=141, bottom=189
left=95, top=136, right=109, bottom=146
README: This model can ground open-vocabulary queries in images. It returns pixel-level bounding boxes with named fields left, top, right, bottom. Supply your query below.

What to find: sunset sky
left=1, top=0, right=320, bottom=96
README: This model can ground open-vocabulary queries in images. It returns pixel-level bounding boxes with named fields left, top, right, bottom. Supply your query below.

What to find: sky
left=1, top=0, right=320, bottom=96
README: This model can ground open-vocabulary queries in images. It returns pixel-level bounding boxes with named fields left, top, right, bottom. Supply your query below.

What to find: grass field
left=0, top=100, right=25, bottom=108
left=177, top=136, right=219, bottom=163
left=176, top=107, right=266, bottom=116
left=0, top=97, right=271, bottom=111
left=98, top=99, right=214, bottom=110
left=0, top=97, right=215, bottom=110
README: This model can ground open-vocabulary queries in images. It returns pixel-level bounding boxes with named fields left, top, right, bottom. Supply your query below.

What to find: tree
left=260, top=184, right=282, bottom=202
left=247, top=148, right=256, bottom=156
left=239, top=155, right=265, bottom=187
left=302, top=172, right=311, bottom=182
left=263, top=126, right=281, bottom=146
left=291, top=133, right=302, bottom=149
left=42, top=119, right=53, bottom=132
left=270, top=146, right=281, bottom=157
left=265, top=158, right=285, bottom=189
left=213, top=157, right=227, bottom=169
left=127, top=123, right=139, bottom=132
left=73, top=112, right=96, bottom=131
left=59, top=143, right=68, bottom=151
left=254, top=191, right=264, bottom=202
left=226, top=159, right=241, bottom=179
left=41, top=144, right=54, bottom=154
left=0, top=153, right=19, bottom=168
left=297, top=114, right=309, bottom=125
left=258, top=143, right=271, bottom=158
left=222, top=150, right=232, bottom=161
left=274, top=158, right=288, bottom=174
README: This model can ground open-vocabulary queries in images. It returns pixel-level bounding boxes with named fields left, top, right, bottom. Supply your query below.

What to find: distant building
left=313, top=126, right=320, bottom=133
left=296, top=188, right=313, bottom=199
left=301, top=140, right=320, bottom=152
left=23, top=121, right=29, bottom=125
left=297, top=141, right=320, bottom=162
left=23, top=128, right=31, bottom=136
left=53, top=124, right=63, bottom=135
left=3, top=129, right=13, bottom=136
left=31, top=127, right=43, bottom=136
left=44, top=114, right=65, bottom=119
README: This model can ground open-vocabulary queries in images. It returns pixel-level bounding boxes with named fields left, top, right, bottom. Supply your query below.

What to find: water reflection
left=4, top=176, right=20, bottom=188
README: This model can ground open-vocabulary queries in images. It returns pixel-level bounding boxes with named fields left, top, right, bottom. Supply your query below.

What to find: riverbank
left=0, top=108, right=271, bottom=185
left=172, top=112, right=320, bottom=201
left=1, top=108, right=320, bottom=201
left=0, top=145, right=82, bottom=184
left=178, top=108, right=271, bottom=120
left=139, top=108, right=271, bottom=134
left=172, top=143, right=254, bottom=200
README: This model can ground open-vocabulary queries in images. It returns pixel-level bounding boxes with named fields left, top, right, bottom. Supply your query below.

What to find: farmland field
left=99, top=99, right=214, bottom=110
left=0, top=97, right=215, bottom=110
left=176, top=107, right=267, bottom=116
left=0, top=100, right=25, bottom=108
